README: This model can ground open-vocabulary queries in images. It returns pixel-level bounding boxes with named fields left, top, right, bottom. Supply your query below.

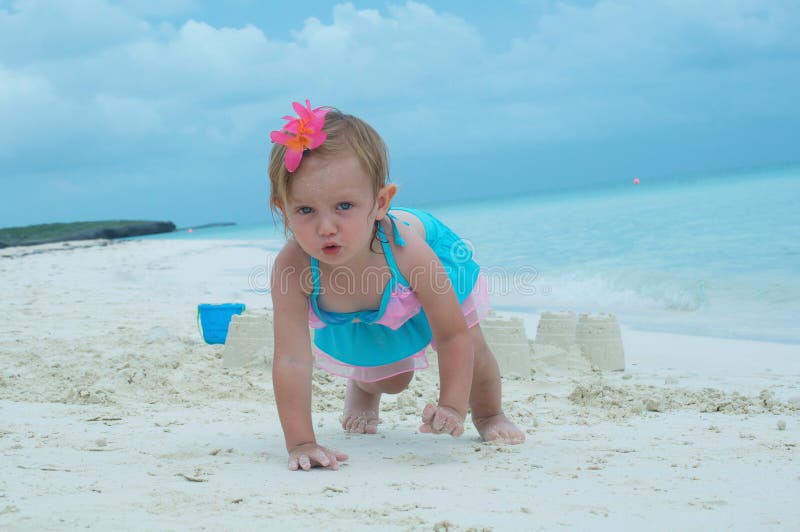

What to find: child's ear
left=376, top=184, right=398, bottom=220
left=274, top=199, right=286, bottom=218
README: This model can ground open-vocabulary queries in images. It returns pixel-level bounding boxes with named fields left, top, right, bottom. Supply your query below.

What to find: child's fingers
left=288, top=444, right=348, bottom=471
left=421, top=403, right=437, bottom=425
left=432, top=408, right=455, bottom=432
left=419, top=403, right=437, bottom=433
left=312, top=449, right=330, bottom=467
left=325, top=449, right=347, bottom=470
left=333, top=450, right=349, bottom=462
left=420, top=404, right=465, bottom=435
left=432, top=408, right=464, bottom=437
left=431, top=411, right=445, bottom=431
left=443, top=410, right=464, bottom=437
left=316, top=448, right=348, bottom=470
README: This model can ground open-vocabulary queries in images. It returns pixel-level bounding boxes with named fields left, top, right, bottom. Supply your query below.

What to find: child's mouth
left=322, top=244, right=341, bottom=255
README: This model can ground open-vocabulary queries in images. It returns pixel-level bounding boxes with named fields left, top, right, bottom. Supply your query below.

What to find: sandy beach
left=1, top=238, right=799, bottom=530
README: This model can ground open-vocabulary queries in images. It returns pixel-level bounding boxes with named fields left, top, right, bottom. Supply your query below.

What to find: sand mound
left=568, top=381, right=800, bottom=417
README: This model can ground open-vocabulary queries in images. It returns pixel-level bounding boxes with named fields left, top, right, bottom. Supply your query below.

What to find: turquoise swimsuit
left=308, top=208, right=489, bottom=381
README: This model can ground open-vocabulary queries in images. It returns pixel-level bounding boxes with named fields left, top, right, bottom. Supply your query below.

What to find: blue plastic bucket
left=197, top=303, right=246, bottom=344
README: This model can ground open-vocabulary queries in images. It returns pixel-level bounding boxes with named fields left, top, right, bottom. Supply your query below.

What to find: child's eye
left=297, top=206, right=314, bottom=215
left=337, top=202, right=353, bottom=211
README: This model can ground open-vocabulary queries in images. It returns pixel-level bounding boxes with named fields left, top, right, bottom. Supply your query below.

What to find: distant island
left=176, top=222, right=237, bottom=231
left=0, top=220, right=177, bottom=248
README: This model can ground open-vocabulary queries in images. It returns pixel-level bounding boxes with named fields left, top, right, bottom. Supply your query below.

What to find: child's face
left=285, top=152, right=388, bottom=266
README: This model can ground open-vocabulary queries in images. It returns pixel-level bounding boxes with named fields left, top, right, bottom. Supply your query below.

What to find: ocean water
left=148, top=165, right=800, bottom=344
left=433, top=166, right=800, bottom=344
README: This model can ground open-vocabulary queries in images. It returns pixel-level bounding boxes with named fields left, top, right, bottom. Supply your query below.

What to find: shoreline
left=3, top=236, right=797, bottom=346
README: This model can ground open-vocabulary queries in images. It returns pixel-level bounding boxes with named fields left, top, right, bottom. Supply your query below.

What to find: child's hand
left=419, top=403, right=465, bottom=437
left=288, top=442, right=348, bottom=471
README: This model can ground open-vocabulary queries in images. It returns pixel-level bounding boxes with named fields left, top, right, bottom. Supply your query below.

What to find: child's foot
left=473, top=412, right=526, bottom=444
left=341, top=379, right=381, bottom=434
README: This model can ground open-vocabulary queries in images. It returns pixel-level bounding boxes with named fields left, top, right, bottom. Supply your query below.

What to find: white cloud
left=0, top=65, right=67, bottom=157
left=111, top=0, right=192, bottom=18
left=94, top=94, right=164, bottom=135
left=0, top=0, right=798, bottom=176
left=127, top=20, right=273, bottom=81
left=0, top=1, right=493, bottom=169
left=485, top=0, right=800, bottom=140
left=0, top=0, right=150, bottom=65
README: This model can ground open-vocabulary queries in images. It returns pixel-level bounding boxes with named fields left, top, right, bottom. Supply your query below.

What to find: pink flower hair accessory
left=269, top=100, right=329, bottom=172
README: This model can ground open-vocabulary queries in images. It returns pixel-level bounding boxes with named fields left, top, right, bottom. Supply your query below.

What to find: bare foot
left=341, top=379, right=381, bottom=434
left=472, top=412, right=526, bottom=444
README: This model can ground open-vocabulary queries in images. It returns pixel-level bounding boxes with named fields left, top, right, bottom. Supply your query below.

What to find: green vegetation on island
left=0, top=220, right=176, bottom=248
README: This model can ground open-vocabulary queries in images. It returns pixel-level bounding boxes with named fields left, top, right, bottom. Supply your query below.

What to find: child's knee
left=375, top=370, right=414, bottom=394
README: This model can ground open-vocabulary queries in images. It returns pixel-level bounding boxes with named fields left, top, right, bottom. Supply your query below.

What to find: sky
left=1, top=0, right=799, bottom=228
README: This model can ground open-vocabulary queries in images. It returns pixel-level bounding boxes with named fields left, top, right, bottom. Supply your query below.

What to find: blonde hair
left=268, top=108, right=389, bottom=229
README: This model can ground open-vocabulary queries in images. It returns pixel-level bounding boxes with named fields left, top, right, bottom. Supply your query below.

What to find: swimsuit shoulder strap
left=310, top=256, right=322, bottom=300
left=377, top=214, right=410, bottom=287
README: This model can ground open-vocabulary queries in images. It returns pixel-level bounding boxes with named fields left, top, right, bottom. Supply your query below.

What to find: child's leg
left=468, top=324, right=526, bottom=444
left=342, top=371, right=414, bottom=434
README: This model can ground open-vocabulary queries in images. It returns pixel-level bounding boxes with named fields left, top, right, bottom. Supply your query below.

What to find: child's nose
left=318, top=215, right=337, bottom=236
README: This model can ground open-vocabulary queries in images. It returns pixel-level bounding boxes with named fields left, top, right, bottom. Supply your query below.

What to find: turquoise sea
left=147, top=165, right=800, bottom=344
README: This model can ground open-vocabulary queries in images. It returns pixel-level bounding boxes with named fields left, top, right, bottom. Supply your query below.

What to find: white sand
left=1, top=239, right=799, bottom=530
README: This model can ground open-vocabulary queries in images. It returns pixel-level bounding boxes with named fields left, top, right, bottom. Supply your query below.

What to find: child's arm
left=397, top=232, right=474, bottom=437
left=271, top=243, right=348, bottom=470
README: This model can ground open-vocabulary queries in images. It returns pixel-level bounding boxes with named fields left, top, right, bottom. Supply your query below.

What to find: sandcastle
left=574, top=313, right=625, bottom=371
left=222, top=311, right=274, bottom=368
left=221, top=309, right=621, bottom=373
left=221, top=309, right=534, bottom=377
left=534, top=311, right=625, bottom=371
left=479, top=311, right=532, bottom=378
left=534, top=311, right=578, bottom=349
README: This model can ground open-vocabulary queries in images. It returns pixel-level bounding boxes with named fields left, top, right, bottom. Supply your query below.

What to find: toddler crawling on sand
left=267, top=101, right=524, bottom=470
